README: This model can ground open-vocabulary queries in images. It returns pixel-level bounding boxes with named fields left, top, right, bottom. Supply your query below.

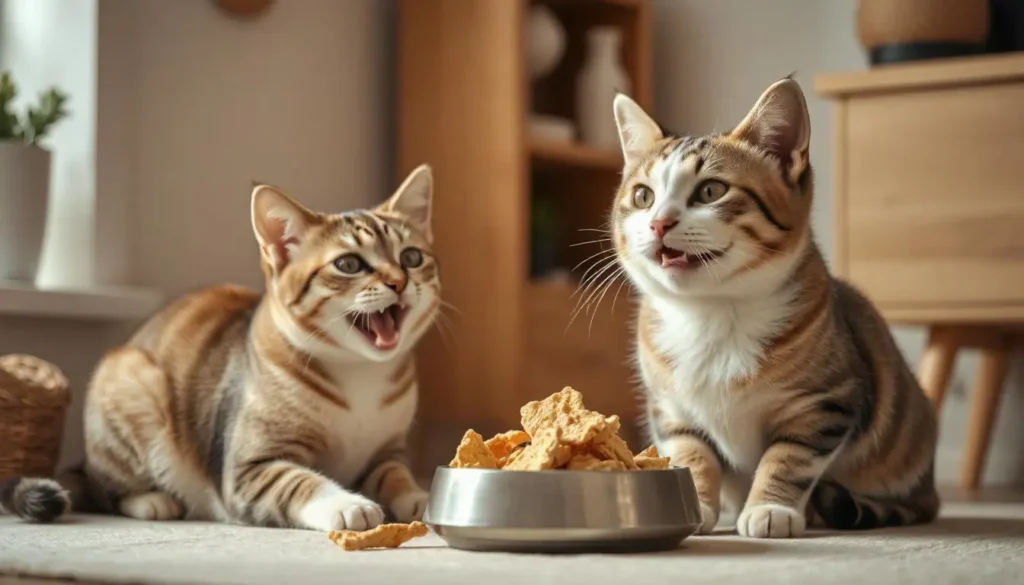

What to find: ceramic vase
left=577, top=27, right=630, bottom=151
left=0, top=143, right=51, bottom=282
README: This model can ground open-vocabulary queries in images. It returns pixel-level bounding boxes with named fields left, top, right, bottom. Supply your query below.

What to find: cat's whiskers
left=570, top=247, right=617, bottom=274
left=573, top=254, right=618, bottom=297
left=569, top=237, right=613, bottom=248
left=585, top=265, right=627, bottom=336
left=568, top=259, right=625, bottom=335
left=438, top=299, right=463, bottom=316
left=568, top=256, right=620, bottom=322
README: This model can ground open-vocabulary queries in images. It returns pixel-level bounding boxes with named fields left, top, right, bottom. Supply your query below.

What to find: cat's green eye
left=695, top=180, right=729, bottom=204
left=632, top=185, right=655, bottom=209
left=334, top=254, right=364, bottom=274
left=400, top=247, right=424, bottom=269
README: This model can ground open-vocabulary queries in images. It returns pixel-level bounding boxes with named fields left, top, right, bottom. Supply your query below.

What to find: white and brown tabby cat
left=608, top=78, right=939, bottom=538
left=1, top=165, right=440, bottom=531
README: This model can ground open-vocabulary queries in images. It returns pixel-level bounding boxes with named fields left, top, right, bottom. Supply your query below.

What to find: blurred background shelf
left=398, top=0, right=651, bottom=476
left=529, top=139, right=623, bottom=171
left=0, top=281, right=163, bottom=321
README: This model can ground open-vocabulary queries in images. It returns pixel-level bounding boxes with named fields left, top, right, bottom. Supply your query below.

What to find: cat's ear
left=731, top=77, right=811, bottom=184
left=251, top=184, right=319, bottom=273
left=614, top=93, right=663, bottom=166
left=382, top=164, right=433, bottom=242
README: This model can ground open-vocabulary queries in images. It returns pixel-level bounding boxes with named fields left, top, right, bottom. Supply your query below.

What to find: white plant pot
left=576, top=27, right=631, bottom=151
left=0, top=143, right=51, bottom=282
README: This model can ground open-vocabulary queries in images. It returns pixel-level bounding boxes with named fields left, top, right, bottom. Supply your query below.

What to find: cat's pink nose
left=382, top=275, right=407, bottom=294
left=650, top=218, right=679, bottom=239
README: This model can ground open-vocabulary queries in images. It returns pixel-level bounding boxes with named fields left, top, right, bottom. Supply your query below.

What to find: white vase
left=0, top=143, right=51, bottom=282
left=576, top=27, right=631, bottom=151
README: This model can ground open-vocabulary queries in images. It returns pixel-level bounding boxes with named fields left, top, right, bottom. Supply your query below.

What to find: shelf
left=529, top=139, right=624, bottom=172
left=0, top=280, right=164, bottom=321
left=815, top=53, right=1024, bottom=98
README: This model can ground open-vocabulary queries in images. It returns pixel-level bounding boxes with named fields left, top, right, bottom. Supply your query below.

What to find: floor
left=0, top=489, right=1022, bottom=585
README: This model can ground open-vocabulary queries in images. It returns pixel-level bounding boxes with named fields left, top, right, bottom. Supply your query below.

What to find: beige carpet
left=1, top=500, right=1022, bottom=585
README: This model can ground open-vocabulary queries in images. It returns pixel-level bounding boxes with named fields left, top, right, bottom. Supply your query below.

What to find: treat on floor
left=328, top=521, right=429, bottom=551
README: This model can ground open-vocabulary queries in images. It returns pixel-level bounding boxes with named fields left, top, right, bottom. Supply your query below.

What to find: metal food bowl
left=422, top=465, right=703, bottom=553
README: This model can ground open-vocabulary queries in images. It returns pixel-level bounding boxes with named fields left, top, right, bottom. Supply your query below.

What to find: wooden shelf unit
left=397, top=0, right=652, bottom=476
left=530, top=139, right=623, bottom=171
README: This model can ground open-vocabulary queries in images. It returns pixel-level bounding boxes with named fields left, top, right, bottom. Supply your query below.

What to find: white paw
left=299, top=485, right=384, bottom=532
left=119, top=492, right=182, bottom=521
left=390, top=490, right=429, bottom=523
left=737, top=503, right=806, bottom=539
left=697, top=502, right=719, bottom=535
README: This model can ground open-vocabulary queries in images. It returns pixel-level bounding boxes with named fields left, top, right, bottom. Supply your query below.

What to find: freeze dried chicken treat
left=635, top=445, right=660, bottom=458
left=634, top=455, right=671, bottom=470
left=449, top=386, right=676, bottom=472
left=501, top=443, right=529, bottom=469
left=633, top=444, right=671, bottom=470
left=589, top=415, right=639, bottom=470
left=484, top=429, right=531, bottom=465
left=519, top=386, right=610, bottom=445
left=449, top=430, right=498, bottom=469
left=328, top=521, right=428, bottom=551
left=503, top=427, right=572, bottom=471
left=567, top=453, right=627, bottom=471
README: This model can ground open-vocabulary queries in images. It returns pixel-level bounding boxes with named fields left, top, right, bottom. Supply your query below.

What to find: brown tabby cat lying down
left=608, top=78, right=939, bottom=538
left=0, top=165, right=440, bottom=531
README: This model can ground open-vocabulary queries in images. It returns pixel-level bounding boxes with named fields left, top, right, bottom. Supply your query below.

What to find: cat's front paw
left=697, top=502, right=719, bottom=535
left=737, top=503, right=806, bottom=539
left=299, top=487, right=385, bottom=532
left=390, top=489, right=429, bottom=523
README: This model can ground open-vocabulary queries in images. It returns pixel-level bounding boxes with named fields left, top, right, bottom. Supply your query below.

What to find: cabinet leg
left=960, top=342, right=1010, bottom=492
left=917, top=325, right=958, bottom=412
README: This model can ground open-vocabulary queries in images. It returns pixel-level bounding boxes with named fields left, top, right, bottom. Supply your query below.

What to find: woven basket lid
left=0, top=354, right=70, bottom=408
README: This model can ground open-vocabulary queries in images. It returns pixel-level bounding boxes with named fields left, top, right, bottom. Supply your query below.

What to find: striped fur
left=610, top=79, right=939, bottom=538
left=2, top=165, right=441, bottom=530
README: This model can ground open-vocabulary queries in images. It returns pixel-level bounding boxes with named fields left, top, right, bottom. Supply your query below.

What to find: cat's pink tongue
left=367, top=311, right=399, bottom=350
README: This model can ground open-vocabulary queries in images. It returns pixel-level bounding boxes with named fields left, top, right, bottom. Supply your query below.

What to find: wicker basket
left=0, top=354, right=70, bottom=479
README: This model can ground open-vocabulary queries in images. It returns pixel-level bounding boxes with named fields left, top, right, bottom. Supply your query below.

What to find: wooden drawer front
left=843, top=83, right=1024, bottom=306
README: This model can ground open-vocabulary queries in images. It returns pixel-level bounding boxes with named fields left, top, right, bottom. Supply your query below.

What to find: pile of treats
left=451, top=386, right=671, bottom=471
left=328, top=521, right=428, bottom=551
left=328, top=386, right=672, bottom=552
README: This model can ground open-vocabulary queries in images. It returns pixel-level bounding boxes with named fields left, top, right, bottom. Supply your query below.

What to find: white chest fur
left=314, top=359, right=417, bottom=487
left=646, top=294, right=792, bottom=472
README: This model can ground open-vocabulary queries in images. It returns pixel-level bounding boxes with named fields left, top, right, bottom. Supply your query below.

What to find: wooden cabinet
left=397, top=0, right=652, bottom=477
left=818, top=53, right=1024, bottom=322
left=816, top=53, right=1024, bottom=490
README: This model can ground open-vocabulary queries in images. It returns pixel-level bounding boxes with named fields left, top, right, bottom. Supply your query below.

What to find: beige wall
left=0, top=0, right=395, bottom=467
left=121, top=0, right=395, bottom=296
left=652, top=0, right=1023, bottom=487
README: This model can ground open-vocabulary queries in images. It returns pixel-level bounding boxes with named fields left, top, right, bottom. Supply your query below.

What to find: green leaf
left=0, top=70, right=71, bottom=144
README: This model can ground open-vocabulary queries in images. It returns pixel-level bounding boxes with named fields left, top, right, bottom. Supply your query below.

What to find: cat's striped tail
left=810, top=470, right=940, bottom=530
left=0, top=466, right=92, bottom=523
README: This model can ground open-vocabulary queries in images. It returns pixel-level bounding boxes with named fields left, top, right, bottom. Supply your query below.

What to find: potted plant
left=0, top=70, right=69, bottom=282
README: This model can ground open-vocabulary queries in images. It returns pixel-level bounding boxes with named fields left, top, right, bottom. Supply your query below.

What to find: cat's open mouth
left=658, top=244, right=730, bottom=269
left=347, top=303, right=409, bottom=351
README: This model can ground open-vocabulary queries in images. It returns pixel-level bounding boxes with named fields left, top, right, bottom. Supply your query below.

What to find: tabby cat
left=608, top=78, right=939, bottom=538
left=1, top=165, right=440, bottom=531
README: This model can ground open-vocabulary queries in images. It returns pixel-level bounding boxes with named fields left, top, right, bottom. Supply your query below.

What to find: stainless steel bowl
left=422, top=466, right=703, bottom=553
